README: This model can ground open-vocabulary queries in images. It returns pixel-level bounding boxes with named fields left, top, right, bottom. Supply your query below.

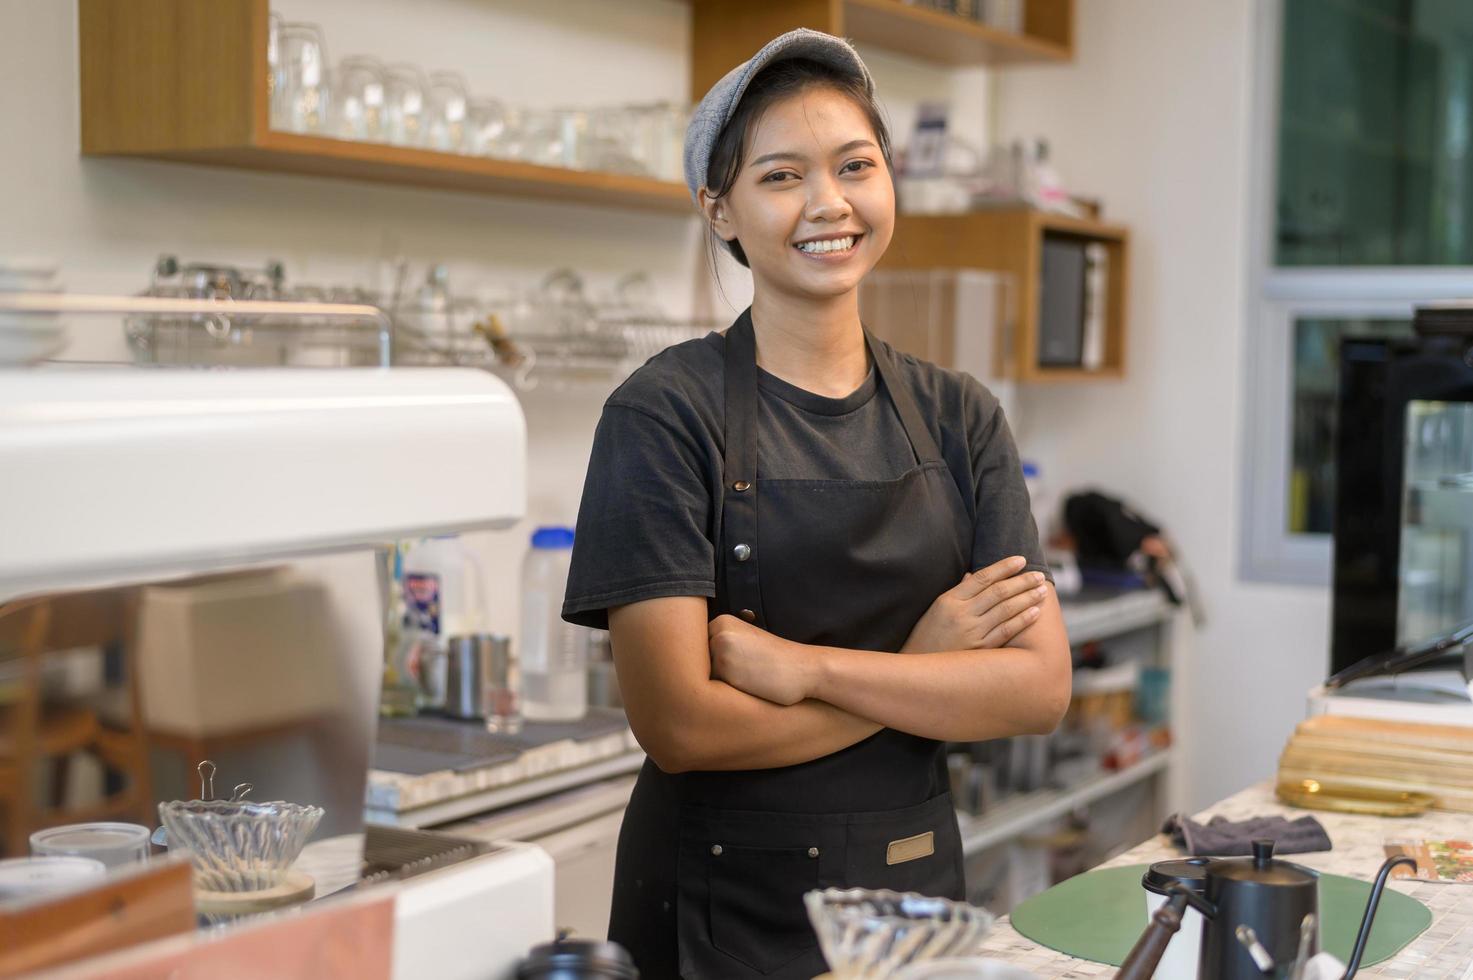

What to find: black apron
left=608, top=310, right=972, bottom=979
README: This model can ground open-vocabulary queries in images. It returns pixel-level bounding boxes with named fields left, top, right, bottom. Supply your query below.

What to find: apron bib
left=609, top=311, right=973, bottom=979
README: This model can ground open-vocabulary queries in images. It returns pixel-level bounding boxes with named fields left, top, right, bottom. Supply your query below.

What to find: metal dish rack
left=65, top=258, right=722, bottom=388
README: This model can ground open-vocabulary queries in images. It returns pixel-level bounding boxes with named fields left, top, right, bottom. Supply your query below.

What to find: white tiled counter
left=976, top=782, right=1473, bottom=979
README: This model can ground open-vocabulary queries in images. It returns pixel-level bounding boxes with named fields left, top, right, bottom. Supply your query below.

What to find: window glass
left=1276, top=0, right=1473, bottom=265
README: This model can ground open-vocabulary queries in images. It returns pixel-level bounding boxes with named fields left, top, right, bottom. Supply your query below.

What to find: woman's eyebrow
left=747, top=139, right=878, bottom=169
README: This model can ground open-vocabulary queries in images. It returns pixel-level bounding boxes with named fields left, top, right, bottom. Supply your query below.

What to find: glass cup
left=266, top=12, right=284, bottom=119
left=335, top=55, right=387, bottom=142
left=382, top=63, right=429, bottom=147
left=273, top=22, right=331, bottom=134
left=465, top=98, right=509, bottom=156
left=425, top=71, right=470, bottom=153
left=588, top=106, right=643, bottom=174
left=30, top=823, right=151, bottom=869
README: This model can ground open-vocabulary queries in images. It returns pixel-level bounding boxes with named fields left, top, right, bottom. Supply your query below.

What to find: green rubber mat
left=1009, top=863, right=1431, bottom=968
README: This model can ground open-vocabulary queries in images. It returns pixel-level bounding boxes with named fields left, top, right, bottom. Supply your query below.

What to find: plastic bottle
left=394, top=535, right=487, bottom=711
left=520, top=526, right=589, bottom=721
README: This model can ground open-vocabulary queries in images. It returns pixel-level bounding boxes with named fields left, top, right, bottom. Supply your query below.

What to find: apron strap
left=720, top=311, right=764, bottom=625
left=864, top=329, right=945, bottom=466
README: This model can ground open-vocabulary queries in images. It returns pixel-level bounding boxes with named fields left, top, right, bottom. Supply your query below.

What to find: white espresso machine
left=0, top=293, right=553, bottom=979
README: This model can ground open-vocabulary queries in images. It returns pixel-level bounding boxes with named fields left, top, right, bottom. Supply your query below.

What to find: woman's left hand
left=708, top=614, right=817, bottom=706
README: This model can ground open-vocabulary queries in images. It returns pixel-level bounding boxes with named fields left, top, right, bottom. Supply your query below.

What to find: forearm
left=808, top=644, right=1070, bottom=742
left=655, top=681, right=881, bottom=773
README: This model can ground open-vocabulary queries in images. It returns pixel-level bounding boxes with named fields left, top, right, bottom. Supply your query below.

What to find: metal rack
left=87, top=258, right=720, bottom=388
left=0, top=292, right=394, bottom=367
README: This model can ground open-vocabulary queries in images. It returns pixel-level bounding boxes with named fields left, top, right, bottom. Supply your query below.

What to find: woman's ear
left=698, top=188, right=737, bottom=244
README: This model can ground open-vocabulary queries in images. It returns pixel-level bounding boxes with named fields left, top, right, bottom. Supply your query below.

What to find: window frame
left=1238, top=0, right=1473, bottom=586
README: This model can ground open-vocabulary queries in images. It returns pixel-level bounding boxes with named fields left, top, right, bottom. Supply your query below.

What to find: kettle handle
left=1118, top=884, right=1212, bottom=980
left=1342, top=855, right=1417, bottom=979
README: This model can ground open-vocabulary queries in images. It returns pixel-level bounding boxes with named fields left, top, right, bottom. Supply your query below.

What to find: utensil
left=382, top=63, right=428, bottom=147
left=334, top=55, right=387, bottom=142
left=157, top=796, right=324, bottom=892
left=805, top=887, right=995, bottom=979
left=444, top=633, right=493, bottom=720
left=1290, top=913, right=1316, bottom=980
left=273, top=22, right=331, bottom=134
left=425, top=71, right=469, bottom=153
left=1118, top=839, right=1417, bottom=980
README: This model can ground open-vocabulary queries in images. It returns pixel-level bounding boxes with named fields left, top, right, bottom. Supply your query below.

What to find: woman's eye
left=762, top=171, right=797, bottom=184
left=841, top=160, right=873, bottom=174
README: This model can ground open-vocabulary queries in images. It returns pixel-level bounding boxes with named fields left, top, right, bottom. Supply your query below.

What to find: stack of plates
left=0, top=260, right=66, bottom=364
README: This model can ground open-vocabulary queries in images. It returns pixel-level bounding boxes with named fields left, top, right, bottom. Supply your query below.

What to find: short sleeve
left=967, top=383, right=1052, bottom=582
left=562, top=402, right=717, bottom=629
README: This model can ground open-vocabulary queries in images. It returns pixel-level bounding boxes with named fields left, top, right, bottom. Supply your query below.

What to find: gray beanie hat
left=683, top=28, right=874, bottom=210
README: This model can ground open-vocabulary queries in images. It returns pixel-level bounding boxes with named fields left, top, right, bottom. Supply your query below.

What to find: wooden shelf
left=881, top=207, right=1130, bottom=383
left=843, top=0, right=1072, bottom=67
left=690, top=0, right=1073, bottom=98
left=78, top=0, right=690, bottom=213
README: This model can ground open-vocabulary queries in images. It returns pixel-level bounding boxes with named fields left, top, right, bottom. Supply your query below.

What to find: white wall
left=995, top=0, right=1331, bottom=809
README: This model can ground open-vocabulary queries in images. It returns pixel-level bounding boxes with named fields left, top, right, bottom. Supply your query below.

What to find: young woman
left=563, top=29, right=1071, bottom=979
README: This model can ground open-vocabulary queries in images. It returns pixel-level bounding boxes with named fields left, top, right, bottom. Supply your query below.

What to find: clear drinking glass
left=465, top=98, right=509, bottom=156
left=486, top=104, right=529, bottom=161
left=274, top=22, right=331, bottom=134
left=588, top=106, right=642, bottom=174
left=525, top=109, right=589, bottom=169
left=266, top=12, right=284, bottom=123
left=425, top=71, right=470, bottom=153
left=382, top=63, right=429, bottom=147
left=335, top=55, right=387, bottom=142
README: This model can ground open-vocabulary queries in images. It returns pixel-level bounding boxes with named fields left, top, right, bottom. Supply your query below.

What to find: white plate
left=0, top=856, right=106, bottom=901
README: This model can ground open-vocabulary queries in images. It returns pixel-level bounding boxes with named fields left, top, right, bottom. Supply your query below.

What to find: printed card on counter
left=1384, top=838, right=1473, bottom=883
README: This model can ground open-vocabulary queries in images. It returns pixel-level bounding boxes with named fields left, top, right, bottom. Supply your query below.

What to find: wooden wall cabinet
left=689, top=0, right=1074, bottom=98
left=77, top=0, right=690, bottom=212
left=880, top=209, right=1129, bottom=382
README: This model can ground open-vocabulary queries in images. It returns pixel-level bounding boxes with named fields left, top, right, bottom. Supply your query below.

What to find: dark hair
left=704, top=58, right=894, bottom=270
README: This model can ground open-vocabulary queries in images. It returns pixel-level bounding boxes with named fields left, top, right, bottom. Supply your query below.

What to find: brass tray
left=1275, top=778, right=1435, bottom=817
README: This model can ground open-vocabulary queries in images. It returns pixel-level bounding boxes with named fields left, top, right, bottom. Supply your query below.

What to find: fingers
left=968, top=570, right=1048, bottom=613
left=953, top=555, right=1027, bottom=600
left=972, top=580, right=1049, bottom=634
left=979, top=604, right=1042, bottom=648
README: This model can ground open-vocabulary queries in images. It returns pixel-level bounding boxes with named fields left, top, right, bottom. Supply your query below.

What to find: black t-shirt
left=562, top=328, right=1050, bottom=630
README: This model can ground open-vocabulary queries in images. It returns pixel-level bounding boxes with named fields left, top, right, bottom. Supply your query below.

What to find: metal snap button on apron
left=807, top=847, right=819, bottom=858
left=738, top=609, right=756, bottom=623
left=733, top=543, right=752, bottom=562
left=733, top=480, right=751, bottom=492
left=711, top=844, right=723, bottom=856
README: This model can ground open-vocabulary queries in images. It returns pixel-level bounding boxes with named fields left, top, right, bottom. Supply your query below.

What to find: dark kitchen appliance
left=1328, top=301, right=1473, bottom=686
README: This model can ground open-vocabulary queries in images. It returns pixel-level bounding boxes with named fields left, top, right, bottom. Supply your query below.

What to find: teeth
left=798, top=236, right=855, bottom=253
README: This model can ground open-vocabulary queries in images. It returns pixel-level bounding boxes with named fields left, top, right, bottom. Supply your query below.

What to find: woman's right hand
left=900, top=556, right=1050, bottom=653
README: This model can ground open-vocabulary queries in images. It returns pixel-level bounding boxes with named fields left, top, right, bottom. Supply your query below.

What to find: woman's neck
left=749, top=291, right=870, bottom=398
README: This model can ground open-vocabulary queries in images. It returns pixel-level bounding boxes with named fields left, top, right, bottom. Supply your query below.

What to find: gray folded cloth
left=1161, top=813, right=1332, bottom=856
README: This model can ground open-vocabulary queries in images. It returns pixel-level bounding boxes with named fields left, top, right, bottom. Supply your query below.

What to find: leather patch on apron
left=886, top=830, right=936, bottom=866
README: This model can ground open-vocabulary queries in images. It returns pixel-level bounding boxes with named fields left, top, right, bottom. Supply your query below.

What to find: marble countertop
left=977, top=782, right=1473, bottom=979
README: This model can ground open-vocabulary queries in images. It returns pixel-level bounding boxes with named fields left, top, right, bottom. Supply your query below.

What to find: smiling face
left=702, top=85, right=895, bottom=303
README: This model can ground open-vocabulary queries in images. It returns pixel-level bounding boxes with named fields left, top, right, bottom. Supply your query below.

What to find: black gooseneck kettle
left=1119, top=839, right=1415, bottom=980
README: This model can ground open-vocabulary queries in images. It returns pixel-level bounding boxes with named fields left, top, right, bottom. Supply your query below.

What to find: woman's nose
left=804, top=176, right=851, bottom=223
